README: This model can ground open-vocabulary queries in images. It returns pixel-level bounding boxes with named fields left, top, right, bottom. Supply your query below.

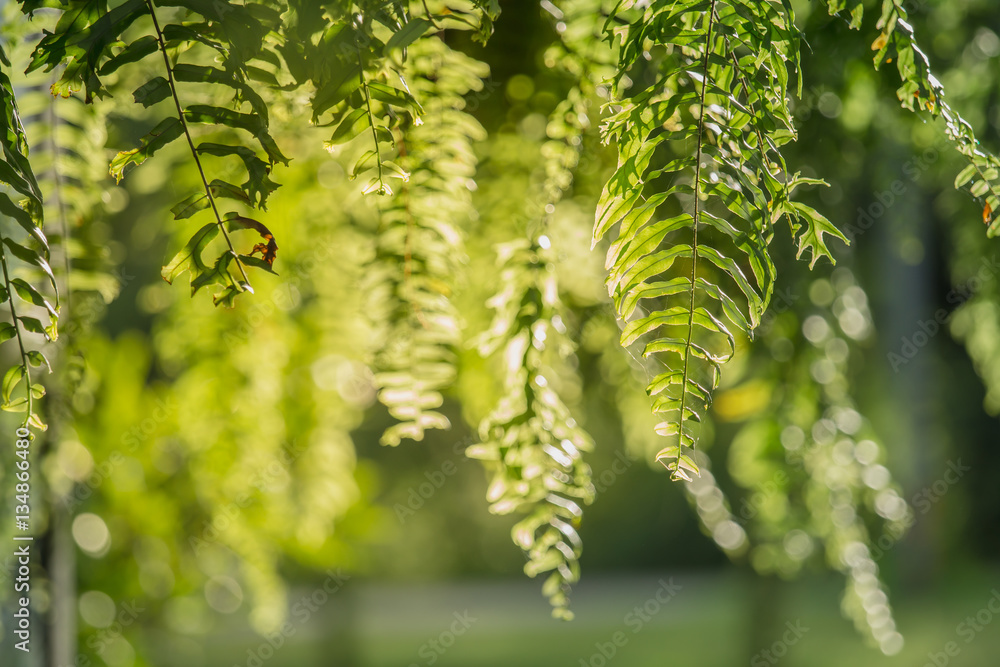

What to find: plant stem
left=46, top=93, right=72, bottom=313
left=0, top=243, right=33, bottom=425
left=356, top=38, right=386, bottom=194
left=144, top=0, right=252, bottom=290
left=677, top=0, right=717, bottom=467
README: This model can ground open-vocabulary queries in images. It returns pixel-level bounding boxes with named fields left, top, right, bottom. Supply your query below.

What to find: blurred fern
left=0, top=41, right=58, bottom=430
left=470, top=238, right=595, bottom=620
left=364, top=38, right=488, bottom=445
left=467, top=0, right=617, bottom=618
left=723, top=271, right=911, bottom=654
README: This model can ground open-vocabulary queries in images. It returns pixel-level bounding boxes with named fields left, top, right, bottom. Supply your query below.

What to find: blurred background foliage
left=1, top=0, right=999, bottom=665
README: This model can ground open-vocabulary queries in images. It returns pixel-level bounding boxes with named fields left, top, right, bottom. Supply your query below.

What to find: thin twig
left=144, top=0, right=252, bottom=290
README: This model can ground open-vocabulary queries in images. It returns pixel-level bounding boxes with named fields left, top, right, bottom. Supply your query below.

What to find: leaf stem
left=677, top=0, right=717, bottom=468
left=0, top=242, right=33, bottom=425
left=356, top=35, right=386, bottom=194
left=419, top=0, right=443, bottom=30
left=46, top=93, right=72, bottom=313
left=143, top=0, right=251, bottom=290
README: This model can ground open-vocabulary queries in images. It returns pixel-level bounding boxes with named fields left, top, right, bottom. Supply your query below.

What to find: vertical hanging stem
left=677, top=0, right=717, bottom=466
left=0, top=244, right=34, bottom=425
left=144, top=0, right=252, bottom=290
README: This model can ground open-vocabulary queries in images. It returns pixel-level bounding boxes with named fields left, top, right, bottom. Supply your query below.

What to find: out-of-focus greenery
left=0, top=0, right=999, bottom=665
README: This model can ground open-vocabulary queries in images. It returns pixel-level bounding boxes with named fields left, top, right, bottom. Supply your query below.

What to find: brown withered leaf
left=984, top=201, right=993, bottom=226
left=226, top=215, right=278, bottom=267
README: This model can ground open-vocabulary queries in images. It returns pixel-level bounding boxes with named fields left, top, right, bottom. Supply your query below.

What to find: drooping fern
left=287, top=0, right=497, bottom=197
left=823, top=0, right=1000, bottom=234
left=0, top=42, right=58, bottom=430
left=725, top=270, right=911, bottom=654
left=597, top=0, right=847, bottom=479
left=470, top=238, right=595, bottom=620
left=22, top=0, right=288, bottom=306
left=363, top=37, right=488, bottom=445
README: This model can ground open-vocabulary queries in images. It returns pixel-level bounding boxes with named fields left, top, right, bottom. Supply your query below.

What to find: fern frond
left=726, top=271, right=910, bottom=654
left=286, top=0, right=495, bottom=196
left=597, top=0, right=848, bottom=478
left=823, top=0, right=1000, bottom=235
left=365, top=38, right=487, bottom=445
left=469, top=0, right=604, bottom=612
left=0, top=41, right=58, bottom=429
left=24, top=0, right=287, bottom=306
left=470, top=239, right=595, bottom=620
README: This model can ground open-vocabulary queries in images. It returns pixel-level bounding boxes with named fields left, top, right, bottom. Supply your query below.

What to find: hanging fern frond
left=597, top=0, right=848, bottom=479
left=283, top=0, right=496, bottom=197
left=22, top=0, right=287, bottom=306
left=468, top=0, right=606, bottom=613
left=470, top=239, right=595, bottom=620
left=725, top=270, right=910, bottom=654
left=822, top=0, right=1000, bottom=235
left=0, top=42, right=58, bottom=430
left=364, top=37, right=487, bottom=445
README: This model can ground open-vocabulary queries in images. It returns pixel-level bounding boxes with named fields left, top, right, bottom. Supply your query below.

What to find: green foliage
left=282, top=0, right=497, bottom=196
left=824, top=0, right=1000, bottom=234
left=596, top=0, right=847, bottom=479
left=470, top=238, right=595, bottom=620
left=364, top=38, right=488, bottom=445
left=724, top=271, right=910, bottom=652
left=25, top=0, right=288, bottom=306
left=467, top=2, right=604, bottom=614
left=0, top=42, right=57, bottom=429
left=4, top=0, right=1000, bottom=658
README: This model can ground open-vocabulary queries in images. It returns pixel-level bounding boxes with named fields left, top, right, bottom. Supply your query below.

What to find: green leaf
left=26, top=351, right=50, bottom=372
left=184, top=105, right=288, bottom=165
left=110, top=117, right=184, bottom=182
left=2, top=397, right=28, bottom=412
left=367, top=82, right=424, bottom=115
left=2, top=364, right=24, bottom=404
left=27, top=411, right=46, bottom=430
left=10, top=279, right=57, bottom=318
left=2, top=239, right=58, bottom=296
left=171, top=193, right=210, bottom=220
left=162, top=223, right=220, bottom=284
left=197, top=142, right=280, bottom=207
left=99, top=35, right=159, bottom=75
left=785, top=201, right=849, bottom=269
left=132, top=77, right=171, bottom=107
left=18, top=316, right=48, bottom=338
left=328, top=107, right=370, bottom=145
left=383, top=18, right=433, bottom=55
